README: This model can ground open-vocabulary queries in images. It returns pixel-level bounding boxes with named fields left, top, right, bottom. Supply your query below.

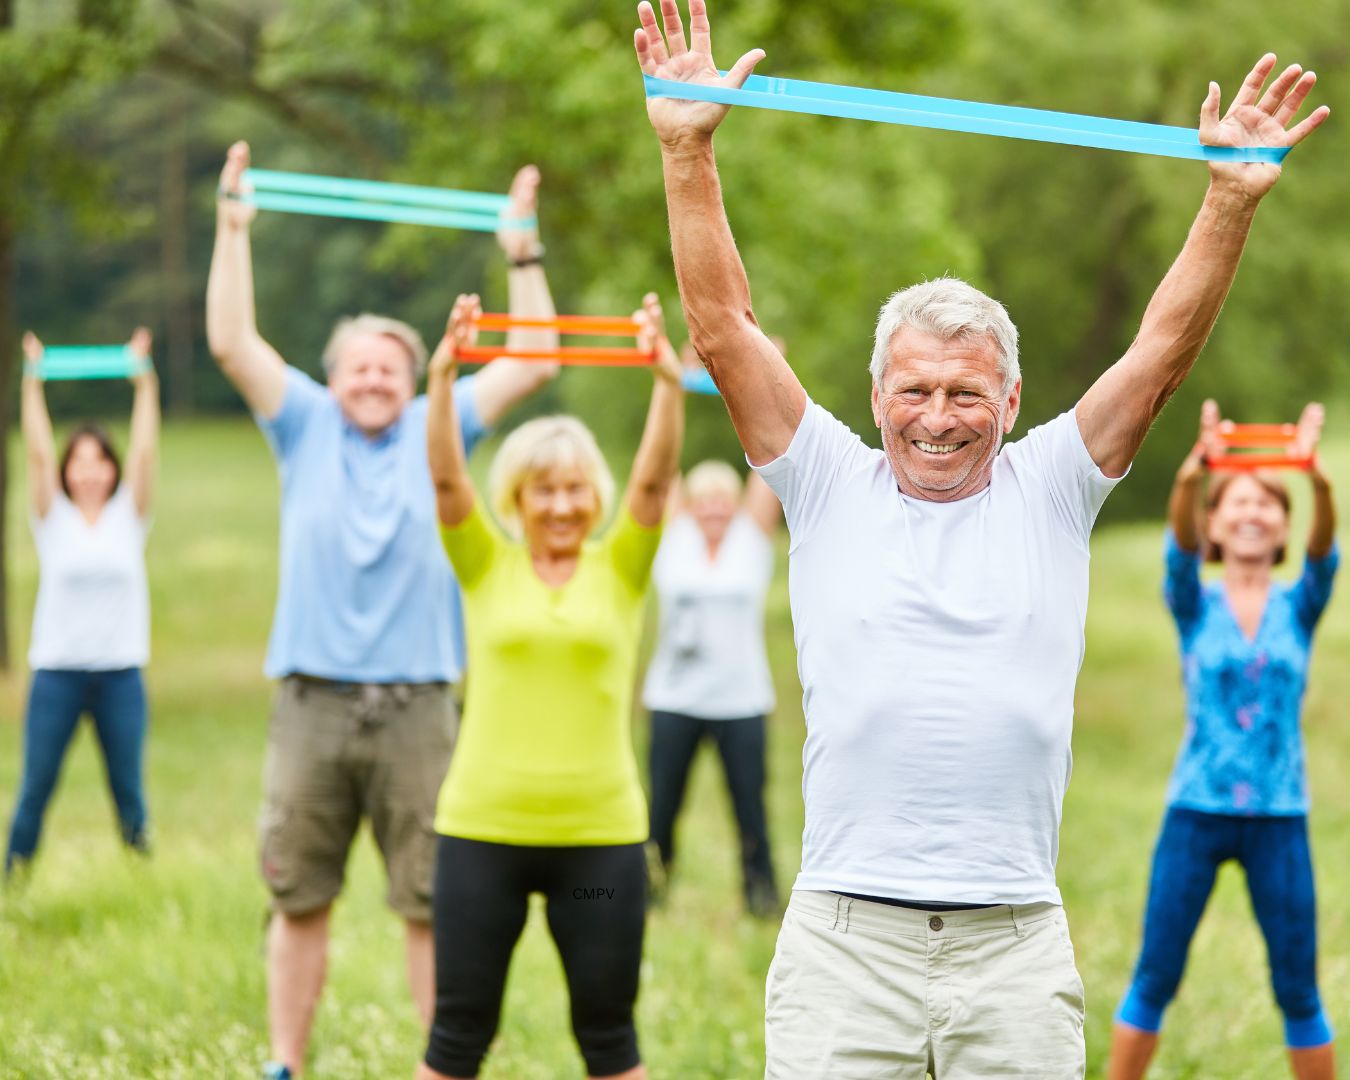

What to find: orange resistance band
left=1205, top=422, right=1312, bottom=471
left=456, top=313, right=656, bottom=366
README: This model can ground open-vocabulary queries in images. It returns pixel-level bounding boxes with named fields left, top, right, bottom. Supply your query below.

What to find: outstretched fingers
left=659, top=0, right=690, bottom=57
left=1286, top=102, right=1331, bottom=147
left=1226, top=53, right=1278, bottom=116
left=1256, top=63, right=1303, bottom=115
left=636, top=2, right=670, bottom=68
left=688, top=0, right=713, bottom=55
left=724, top=47, right=766, bottom=89
left=1273, top=70, right=1318, bottom=127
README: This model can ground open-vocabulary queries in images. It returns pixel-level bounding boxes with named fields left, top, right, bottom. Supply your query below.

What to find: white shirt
left=29, top=487, right=150, bottom=671
left=756, top=402, right=1120, bottom=905
left=643, top=513, right=776, bottom=719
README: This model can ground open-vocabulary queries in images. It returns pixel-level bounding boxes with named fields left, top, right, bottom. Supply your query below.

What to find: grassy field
left=1, top=415, right=1348, bottom=1079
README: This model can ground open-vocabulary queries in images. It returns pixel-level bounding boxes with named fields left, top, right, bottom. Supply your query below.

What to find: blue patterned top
left=1163, top=530, right=1339, bottom=815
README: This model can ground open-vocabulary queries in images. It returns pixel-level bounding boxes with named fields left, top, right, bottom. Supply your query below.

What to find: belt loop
left=831, top=894, right=852, bottom=933
left=1009, top=904, right=1026, bottom=939
left=829, top=894, right=841, bottom=931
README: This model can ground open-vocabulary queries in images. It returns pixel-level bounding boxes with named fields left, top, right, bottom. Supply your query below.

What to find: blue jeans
left=1117, top=806, right=1333, bottom=1049
left=5, top=668, right=149, bottom=870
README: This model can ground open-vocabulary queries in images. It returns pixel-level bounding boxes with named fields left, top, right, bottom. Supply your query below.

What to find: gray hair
left=868, top=277, right=1020, bottom=395
left=322, top=313, right=428, bottom=379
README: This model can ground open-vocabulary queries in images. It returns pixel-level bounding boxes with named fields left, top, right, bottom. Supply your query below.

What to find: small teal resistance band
left=643, top=74, right=1289, bottom=163
left=235, top=169, right=536, bottom=231
left=30, top=345, right=149, bottom=381
left=681, top=367, right=720, bottom=396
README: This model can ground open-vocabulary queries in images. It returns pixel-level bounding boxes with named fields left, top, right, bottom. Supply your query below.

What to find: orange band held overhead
left=460, top=312, right=655, bottom=366
left=457, top=346, right=656, bottom=366
left=1207, top=453, right=1313, bottom=471
left=1217, top=422, right=1299, bottom=447
left=473, top=313, right=643, bottom=336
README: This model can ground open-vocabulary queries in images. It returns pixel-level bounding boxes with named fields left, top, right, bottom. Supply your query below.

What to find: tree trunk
left=159, top=93, right=193, bottom=414
left=0, top=207, right=14, bottom=671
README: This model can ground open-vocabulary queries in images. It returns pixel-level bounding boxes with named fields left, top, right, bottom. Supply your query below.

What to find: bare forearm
left=1167, top=461, right=1205, bottom=551
left=127, top=372, right=160, bottom=512
left=427, top=370, right=475, bottom=526
left=506, top=264, right=559, bottom=354
left=206, top=215, right=261, bottom=359
left=21, top=376, right=55, bottom=464
left=1308, top=472, right=1336, bottom=560
left=627, top=379, right=685, bottom=527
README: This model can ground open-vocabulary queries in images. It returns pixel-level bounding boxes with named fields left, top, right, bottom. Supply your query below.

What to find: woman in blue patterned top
left=1108, top=400, right=1339, bottom=1080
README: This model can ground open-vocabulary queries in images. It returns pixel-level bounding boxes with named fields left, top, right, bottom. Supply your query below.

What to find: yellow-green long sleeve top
left=434, top=503, right=661, bottom=845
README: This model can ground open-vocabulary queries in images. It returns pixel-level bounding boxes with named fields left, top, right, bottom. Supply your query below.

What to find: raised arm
left=1295, top=402, right=1336, bottom=560
left=1166, top=399, right=1221, bottom=553
left=626, top=293, right=686, bottom=527
left=20, top=332, right=58, bottom=518
left=206, top=140, right=288, bottom=418
left=427, top=295, right=480, bottom=528
left=634, top=0, right=805, bottom=466
left=1076, top=56, right=1329, bottom=477
left=125, top=327, right=160, bottom=517
left=461, top=165, right=563, bottom=426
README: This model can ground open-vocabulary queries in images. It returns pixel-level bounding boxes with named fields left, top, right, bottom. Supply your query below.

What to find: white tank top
left=642, top=513, right=775, bottom=719
left=29, top=487, right=150, bottom=671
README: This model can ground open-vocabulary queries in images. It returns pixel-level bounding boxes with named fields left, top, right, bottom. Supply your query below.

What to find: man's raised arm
left=1076, top=55, right=1329, bottom=478
left=635, top=0, right=805, bottom=465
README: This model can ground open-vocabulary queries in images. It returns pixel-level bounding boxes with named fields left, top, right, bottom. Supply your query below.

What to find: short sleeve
left=606, top=507, right=663, bottom=594
left=1163, top=528, right=1204, bottom=635
left=439, top=503, right=502, bottom=589
left=752, top=400, right=874, bottom=543
left=1290, top=541, right=1339, bottom=632
left=455, top=373, right=489, bottom=457
left=1004, top=410, right=1124, bottom=548
left=257, top=366, right=328, bottom=461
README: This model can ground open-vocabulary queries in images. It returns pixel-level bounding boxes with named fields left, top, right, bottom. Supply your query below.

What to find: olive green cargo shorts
left=258, top=676, right=457, bottom=922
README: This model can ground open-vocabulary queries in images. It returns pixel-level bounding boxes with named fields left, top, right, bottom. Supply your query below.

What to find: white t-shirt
left=642, top=513, right=776, bottom=719
left=29, top=487, right=151, bottom=671
left=756, top=402, right=1121, bottom=905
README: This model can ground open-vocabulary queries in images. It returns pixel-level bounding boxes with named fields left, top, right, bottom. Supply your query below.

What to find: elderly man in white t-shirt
left=633, top=3, right=1328, bottom=1077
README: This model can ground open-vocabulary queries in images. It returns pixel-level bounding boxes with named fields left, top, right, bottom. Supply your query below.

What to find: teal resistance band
left=681, top=367, right=720, bottom=396
left=235, top=169, right=536, bottom=231
left=30, top=345, right=149, bottom=381
left=643, top=74, right=1289, bottom=163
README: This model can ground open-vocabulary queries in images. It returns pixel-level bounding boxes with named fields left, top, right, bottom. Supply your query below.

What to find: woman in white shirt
left=5, top=329, right=158, bottom=879
left=643, top=460, right=781, bottom=915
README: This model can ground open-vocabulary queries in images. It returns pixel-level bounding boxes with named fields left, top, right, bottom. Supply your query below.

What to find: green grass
left=2, top=416, right=1349, bottom=1079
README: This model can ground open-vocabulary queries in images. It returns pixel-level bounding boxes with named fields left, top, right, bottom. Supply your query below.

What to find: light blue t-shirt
left=1163, top=529, right=1339, bottom=815
left=258, top=366, right=486, bottom=683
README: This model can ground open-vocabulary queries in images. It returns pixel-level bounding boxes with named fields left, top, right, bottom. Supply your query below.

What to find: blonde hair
left=488, top=416, right=615, bottom=538
left=685, top=460, right=742, bottom=503
left=322, top=313, right=428, bottom=379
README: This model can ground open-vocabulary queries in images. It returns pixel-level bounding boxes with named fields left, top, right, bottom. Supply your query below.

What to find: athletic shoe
left=261, top=1062, right=293, bottom=1080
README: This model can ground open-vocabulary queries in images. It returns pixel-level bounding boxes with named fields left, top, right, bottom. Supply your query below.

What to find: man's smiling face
left=870, top=325, right=1021, bottom=503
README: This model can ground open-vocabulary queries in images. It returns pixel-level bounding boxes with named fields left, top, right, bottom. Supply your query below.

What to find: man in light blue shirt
left=209, top=141, right=560, bottom=1080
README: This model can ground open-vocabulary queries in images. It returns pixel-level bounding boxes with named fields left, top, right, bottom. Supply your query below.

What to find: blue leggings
left=5, top=668, right=149, bottom=870
left=1117, top=806, right=1332, bottom=1049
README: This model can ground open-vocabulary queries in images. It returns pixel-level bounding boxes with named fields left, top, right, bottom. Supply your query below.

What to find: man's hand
left=217, top=141, right=257, bottom=230
left=1201, top=54, right=1329, bottom=202
left=634, top=0, right=765, bottom=151
left=21, top=331, right=43, bottom=364
left=496, top=165, right=543, bottom=263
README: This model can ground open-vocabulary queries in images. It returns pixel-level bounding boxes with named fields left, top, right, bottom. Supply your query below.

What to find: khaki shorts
left=765, top=890, right=1085, bottom=1079
left=258, top=676, right=457, bottom=922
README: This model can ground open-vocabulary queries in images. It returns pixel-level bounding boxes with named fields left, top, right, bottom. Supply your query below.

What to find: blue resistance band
left=235, top=169, right=536, bottom=231
left=681, top=367, right=720, bottom=395
left=643, top=74, right=1289, bottom=163
left=30, top=345, right=149, bottom=381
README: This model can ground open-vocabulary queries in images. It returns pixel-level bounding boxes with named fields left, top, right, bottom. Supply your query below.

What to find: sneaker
left=262, top=1062, right=293, bottom=1080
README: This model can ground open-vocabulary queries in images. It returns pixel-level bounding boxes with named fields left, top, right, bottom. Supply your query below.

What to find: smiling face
left=1207, top=473, right=1290, bottom=567
left=62, top=434, right=119, bottom=509
left=518, top=463, right=602, bottom=560
left=327, top=331, right=417, bottom=436
left=870, top=326, right=1021, bottom=502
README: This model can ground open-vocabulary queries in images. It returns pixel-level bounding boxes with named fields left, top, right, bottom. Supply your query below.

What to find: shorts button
left=928, top=916, right=944, bottom=932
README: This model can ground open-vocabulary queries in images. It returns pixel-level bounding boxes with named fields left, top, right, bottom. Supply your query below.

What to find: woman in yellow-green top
left=417, top=291, right=684, bottom=1080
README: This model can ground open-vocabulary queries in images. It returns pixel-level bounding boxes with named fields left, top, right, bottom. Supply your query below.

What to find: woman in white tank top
left=643, top=459, right=782, bottom=915
left=5, top=329, right=158, bottom=880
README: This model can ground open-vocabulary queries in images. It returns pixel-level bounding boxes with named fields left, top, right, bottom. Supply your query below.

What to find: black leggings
left=424, top=835, right=647, bottom=1078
